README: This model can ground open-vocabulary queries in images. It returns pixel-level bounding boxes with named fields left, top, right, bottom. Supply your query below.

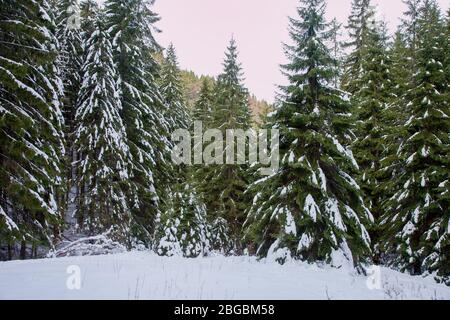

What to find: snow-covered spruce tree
left=378, top=25, right=420, bottom=198
left=156, top=182, right=211, bottom=258
left=191, top=79, right=232, bottom=253
left=200, top=39, right=252, bottom=253
left=73, top=12, right=132, bottom=242
left=244, top=0, right=373, bottom=269
left=0, top=0, right=65, bottom=258
left=105, top=0, right=171, bottom=243
left=350, top=21, right=395, bottom=260
left=155, top=44, right=211, bottom=258
left=214, top=39, right=252, bottom=135
left=376, top=31, right=413, bottom=213
left=192, top=79, right=214, bottom=200
left=192, top=79, right=215, bottom=204
left=341, top=0, right=376, bottom=94
left=160, top=44, right=189, bottom=133
left=209, top=217, right=231, bottom=254
left=158, top=43, right=187, bottom=193
left=380, top=0, right=449, bottom=284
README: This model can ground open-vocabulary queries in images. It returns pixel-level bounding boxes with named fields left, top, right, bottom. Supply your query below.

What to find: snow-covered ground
left=0, top=252, right=448, bottom=300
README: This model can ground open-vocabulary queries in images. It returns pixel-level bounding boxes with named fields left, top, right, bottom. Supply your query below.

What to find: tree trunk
left=32, top=243, right=37, bottom=259
left=7, top=243, right=12, bottom=261
left=20, top=241, right=26, bottom=260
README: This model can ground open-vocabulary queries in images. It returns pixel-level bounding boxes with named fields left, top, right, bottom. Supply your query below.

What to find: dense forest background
left=178, top=70, right=272, bottom=124
left=0, top=0, right=448, bottom=286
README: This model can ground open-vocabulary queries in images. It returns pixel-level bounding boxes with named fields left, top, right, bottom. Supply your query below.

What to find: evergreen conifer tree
left=105, top=0, right=170, bottom=243
left=377, top=31, right=412, bottom=218
left=160, top=44, right=189, bottom=132
left=380, top=0, right=449, bottom=284
left=342, top=0, right=376, bottom=94
left=0, top=0, right=65, bottom=258
left=73, top=12, right=132, bottom=241
left=244, top=0, right=373, bottom=268
left=192, top=80, right=215, bottom=200
left=191, top=79, right=232, bottom=253
left=156, top=182, right=211, bottom=258
left=155, top=44, right=211, bottom=257
left=203, top=39, right=252, bottom=253
left=350, top=21, right=395, bottom=261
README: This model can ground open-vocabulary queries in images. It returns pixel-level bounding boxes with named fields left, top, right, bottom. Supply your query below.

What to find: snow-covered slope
left=0, top=252, right=448, bottom=300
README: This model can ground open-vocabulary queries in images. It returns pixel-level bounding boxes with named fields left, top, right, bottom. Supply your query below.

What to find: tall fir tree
left=191, top=79, right=231, bottom=253
left=244, top=0, right=373, bottom=269
left=214, top=39, right=252, bottom=130
left=350, top=21, right=395, bottom=262
left=160, top=44, right=189, bottom=132
left=158, top=43, right=188, bottom=198
left=203, top=39, right=252, bottom=253
left=341, top=0, right=376, bottom=94
left=73, top=12, right=132, bottom=241
left=105, top=0, right=171, bottom=244
left=378, top=30, right=412, bottom=219
left=155, top=44, right=211, bottom=257
left=378, top=28, right=418, bottom=225
left=0, top=0, right=65, bottom=259
left=380, top=0, right=449, bottom=284
left=193, top=79, right=214, bottom=201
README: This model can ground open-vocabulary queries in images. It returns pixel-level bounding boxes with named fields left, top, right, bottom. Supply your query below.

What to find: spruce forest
left=0, top=0, right=448, bottom=289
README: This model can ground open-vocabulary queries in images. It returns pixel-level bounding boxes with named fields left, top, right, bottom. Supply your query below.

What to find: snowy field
left=0, top=252, right=448, bottom=300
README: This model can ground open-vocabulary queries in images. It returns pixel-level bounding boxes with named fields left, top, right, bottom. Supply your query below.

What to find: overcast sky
left=153, top=0, right=448, bottom=103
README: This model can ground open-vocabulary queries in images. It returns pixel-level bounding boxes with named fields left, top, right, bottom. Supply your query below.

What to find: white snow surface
left=0, top=252, right=448, bottom=300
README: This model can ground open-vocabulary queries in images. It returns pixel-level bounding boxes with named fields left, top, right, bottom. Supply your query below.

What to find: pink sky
left=153, top=0, right=449, bottom=103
